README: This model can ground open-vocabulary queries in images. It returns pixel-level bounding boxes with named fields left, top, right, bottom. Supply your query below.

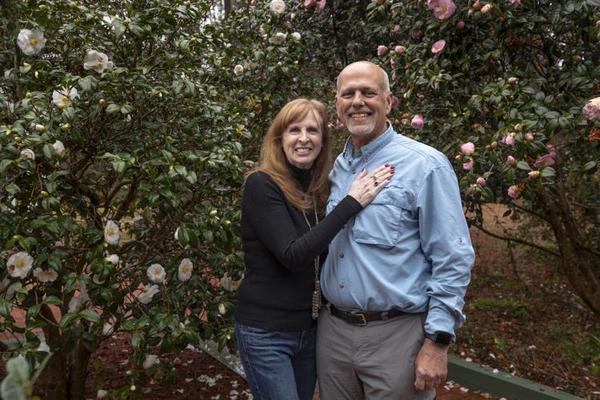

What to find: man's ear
left=385, top=92, right=393, bottom=114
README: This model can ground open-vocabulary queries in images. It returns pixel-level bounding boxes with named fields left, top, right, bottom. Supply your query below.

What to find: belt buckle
left=349, top=310, right=367, bottom=326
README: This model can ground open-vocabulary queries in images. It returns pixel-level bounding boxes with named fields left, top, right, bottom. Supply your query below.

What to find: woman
left=235, top=98, right=394, bottom=400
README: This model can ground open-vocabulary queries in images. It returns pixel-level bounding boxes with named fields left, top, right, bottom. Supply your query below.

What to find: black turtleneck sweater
left=235, top=168, right=362, bottom=331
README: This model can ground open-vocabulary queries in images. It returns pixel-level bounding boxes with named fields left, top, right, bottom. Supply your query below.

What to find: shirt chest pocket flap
left=352, top=185, right=416, bottom=248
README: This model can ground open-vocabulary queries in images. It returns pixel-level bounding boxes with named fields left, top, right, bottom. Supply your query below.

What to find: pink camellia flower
left=460, top=142, right=475, bottom=155
left=305, top=0, right=317, bottom=6
left=431, top=39, right=446, bottom=55
left=506, top=155, right=517, bottom=166
left=391, top=95, right=400, bottom=109
left=433, top=0, right=456, bottom=20
left=411, top=114, right=424, bottom=129
left=534, top=152, right=555, bottom=168
left=317, top=0, right=326, bottom=11
left=503, top=132, right=516, bottom=146
left=582, top=97, right=600, bottom=121
left=393, top=25, right=401, bottom=33
left=427, top=0, right=439, bottom=9
left=507, top=76, right=519, bottom=85
left=509, top=0, right=521, bottom=4
left=377, top=45, right=388, bottom=57
left=394, top=45, right=406, bottom=54
left=476, top=176, right=486, bottom=186
left=528, top=170, right=540, bottom=179
left=524, top=132, right=534, bottom=141
left=456, top=21, right=465, bottom=30
left=463, top=160, right=474, bottom=171
left=507, top=185, right=522, bottom=199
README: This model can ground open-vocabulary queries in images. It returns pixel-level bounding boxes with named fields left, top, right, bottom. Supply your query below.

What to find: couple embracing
left=234, top=61, right=475, bottom=400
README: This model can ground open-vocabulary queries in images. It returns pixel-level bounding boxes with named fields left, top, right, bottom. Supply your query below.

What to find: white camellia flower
left=177, top=258, right=193, bottom=282
left=218, top=302, right=226, bottom=315
left=142, top=354, right=160, bottom=369
left=220, top=274, right=241, bottom=292
left=53, top=140, right=65, bottom=157
left=269, top=32, right=287, bottom=45
left=20, top=149, right=35, bottom=160
left=291, top=32, right=302, bottom=42
left=233, top=64, right=244, bottom=76
left=137, top=284, right=159, bottom=304
left=17, top=29, right=46, bottom=55
left=52, top=87, right=78, bottom=108
left=104, top=220, right=120, bottom=245
left=7, top=252, right=34, bottom=279
left=105, top=254, right=119, bottom=264
left=83, top=50, right=114, bottom=73
left=33, top=268, right=58, bottom=283
left=269, top=0, right=286, bottom=14
left=147, top=263, right=166, bottom=283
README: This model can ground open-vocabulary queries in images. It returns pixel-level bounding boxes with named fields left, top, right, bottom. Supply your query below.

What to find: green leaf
left=0, top=299, right=12, bottom=317
left=43, top=144, right=54, bottom=160
left=78, top=76, right=97, bottom=91
left=516, top=161, right=531, bottom=171
left=106, top=104, right=120, bottom=113
left=59, top=313, right=79, bottom=330
left=584, top=160, right=597, bottom=171
left=27, top=304, right=42, bottom=319
left=541, top=167, right=556, bottom=177
left=43, top=296, right=62, bottom=305
left=0, top=159, right=12, bottom=173
left=79, top=309, right=100, bottom=324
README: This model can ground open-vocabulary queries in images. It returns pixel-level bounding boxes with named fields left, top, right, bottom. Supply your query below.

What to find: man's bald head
left=336, top=61, right=391, bottom=96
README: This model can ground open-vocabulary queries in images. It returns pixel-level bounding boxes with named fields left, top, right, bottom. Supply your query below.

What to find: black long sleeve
left=235, top=171, right=362, bottom=331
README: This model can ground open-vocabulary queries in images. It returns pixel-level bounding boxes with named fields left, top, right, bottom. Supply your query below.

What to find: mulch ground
left=82, top=332, right=496, bottom=400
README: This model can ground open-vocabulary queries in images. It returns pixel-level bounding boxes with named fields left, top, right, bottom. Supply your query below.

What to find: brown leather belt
left=329, top=304, right=408, bottom=327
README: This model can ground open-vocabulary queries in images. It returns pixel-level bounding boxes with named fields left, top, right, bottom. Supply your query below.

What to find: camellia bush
left=1, top=0, right=345, bottom=398
left=287, top=0, right=600, bottom=315
left=0, top=0, right=258, bottom=398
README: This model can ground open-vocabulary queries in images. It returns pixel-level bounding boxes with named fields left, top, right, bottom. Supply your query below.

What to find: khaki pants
left=316, top=306, right=435, bottom=400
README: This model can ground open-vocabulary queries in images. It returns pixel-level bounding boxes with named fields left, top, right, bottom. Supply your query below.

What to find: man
left=317, top=61, right=475, bottom=400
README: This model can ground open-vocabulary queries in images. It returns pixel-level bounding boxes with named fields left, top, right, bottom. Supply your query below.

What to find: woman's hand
left=347, top=164, right=395, bottom=207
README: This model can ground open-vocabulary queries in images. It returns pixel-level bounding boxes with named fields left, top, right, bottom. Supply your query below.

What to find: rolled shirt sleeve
left=417, top=165, right=475, bottom=338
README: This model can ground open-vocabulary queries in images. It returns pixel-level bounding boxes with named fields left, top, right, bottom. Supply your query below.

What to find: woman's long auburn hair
left=250, top=98, right=332, bottom=214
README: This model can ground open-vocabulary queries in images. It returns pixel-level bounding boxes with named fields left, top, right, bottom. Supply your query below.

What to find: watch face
left=436, top=332, right=451, bottom=345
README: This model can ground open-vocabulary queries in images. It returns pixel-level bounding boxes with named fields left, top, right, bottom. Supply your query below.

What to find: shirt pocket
left=352, top=185, right=416, bottom=248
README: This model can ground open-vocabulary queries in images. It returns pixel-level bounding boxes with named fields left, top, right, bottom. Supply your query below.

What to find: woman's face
left=282, top=111, right=323, bottom=170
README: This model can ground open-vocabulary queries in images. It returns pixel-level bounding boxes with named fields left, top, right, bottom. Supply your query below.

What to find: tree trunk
left=38, top=305, right=93, bottom=400
left=540, top=190, right=600, bottom=315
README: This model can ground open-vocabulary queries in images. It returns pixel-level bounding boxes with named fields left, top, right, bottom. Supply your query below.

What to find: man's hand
left=414, top=338, right=448, bottom=391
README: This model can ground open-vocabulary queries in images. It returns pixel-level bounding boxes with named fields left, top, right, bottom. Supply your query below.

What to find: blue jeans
left=235, top=322, right=316, bottom=400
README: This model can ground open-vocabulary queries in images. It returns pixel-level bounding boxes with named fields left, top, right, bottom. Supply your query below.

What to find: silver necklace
left=302, top=204, right=321, bottom=320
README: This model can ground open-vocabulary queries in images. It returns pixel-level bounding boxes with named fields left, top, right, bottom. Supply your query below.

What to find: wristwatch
left=425, top=331, right=452, bottom=346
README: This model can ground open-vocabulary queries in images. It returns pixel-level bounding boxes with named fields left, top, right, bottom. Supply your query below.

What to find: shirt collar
left=342, top=123, right=395, bottom=161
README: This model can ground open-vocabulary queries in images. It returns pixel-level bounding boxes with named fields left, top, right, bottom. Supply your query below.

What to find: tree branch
left=471, top=222, right=560, bottom=257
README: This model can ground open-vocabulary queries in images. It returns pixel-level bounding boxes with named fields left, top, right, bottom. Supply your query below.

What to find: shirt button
left=351, top=170, right=356, bottom=174
left=339, top=283, right=345, bottom=288
left=339, top=253, right=344, bottom=258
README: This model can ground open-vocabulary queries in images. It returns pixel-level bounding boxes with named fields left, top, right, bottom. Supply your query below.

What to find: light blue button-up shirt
left=321, top=125, right=475, bottom=337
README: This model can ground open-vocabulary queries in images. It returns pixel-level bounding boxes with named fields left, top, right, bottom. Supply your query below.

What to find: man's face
left=336, top=63, right=392, bottom=148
